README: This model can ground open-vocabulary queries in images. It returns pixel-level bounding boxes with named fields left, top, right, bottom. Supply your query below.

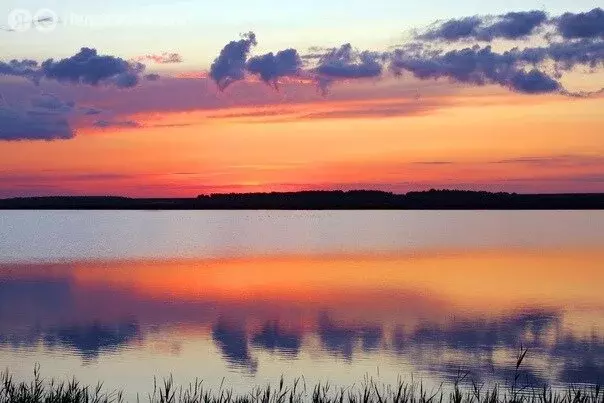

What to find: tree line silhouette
left=0, top=189, right=603, bottom=209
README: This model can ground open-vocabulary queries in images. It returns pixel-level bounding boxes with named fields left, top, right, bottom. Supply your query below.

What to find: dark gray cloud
left=556, top=8, right=604, bottom=39
left=210, top=36, right=385, bottom=93
left=210, top=32, right=257, bottom=90
left=0, top=48, right=145, bottom=88
left=509, top=69, right=560, bottom=93
left=246, top=48, right=302, bottom=87
left=41, top=47, right=146, bottom=88
left=390, top=45, right=561, bottom=94
left=93, top=119, right=140, bottom=129
left=416, top=8, right=604, bottom=43
left=515, top=39, right=604, bottom=70
left=314, top=44, right=384, bottom=81
left=207, top=11, right=603, bottom=97
left=485, top=11, right=548, bottom=40
left=0, top=100, right=75, bottom=141
left=81, top=107, right=103, bottom=115
left=112, top=72, right=141, bottom=88
left=0, top=59, right=40, bottom=81
left=1, top=49, right=146, bottom=89
left=418, top=16, right=482, bottom=42
left=144, top=73, right=161, bottom=81
left=211, top=33, right=307, bottom=90
left=312, top=44, right=385, bottom=94
left=389, top=35, right=604, bottom=95
left=417, top=11, right=548, bottom=42
left=30, top=94, right=75, bottom=112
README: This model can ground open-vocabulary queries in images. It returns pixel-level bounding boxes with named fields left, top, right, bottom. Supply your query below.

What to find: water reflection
left=251, top=322, right=302, bottom=356
left=1, top=249, right=603, bottom=388
left=318, top=314, right=383, bottom=359
left=45, top=322, right=140, bottom=360
left=2, top=211, right=603, bottom=262
left=212, top=320, right=259, bottom=371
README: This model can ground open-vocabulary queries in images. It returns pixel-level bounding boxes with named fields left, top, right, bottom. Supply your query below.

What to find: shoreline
left=1, top=190, right=603, bottom=210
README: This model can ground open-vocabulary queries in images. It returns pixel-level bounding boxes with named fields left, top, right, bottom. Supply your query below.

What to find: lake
left=1, top=211, right=603, bottom=398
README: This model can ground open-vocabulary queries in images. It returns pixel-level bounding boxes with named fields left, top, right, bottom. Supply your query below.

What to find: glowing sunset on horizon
left=1, top=1, right=603, bottom=197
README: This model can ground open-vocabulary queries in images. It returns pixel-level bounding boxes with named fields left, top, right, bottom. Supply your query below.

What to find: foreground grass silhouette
left=2, top=369, right=603, bottom=403
left=0, top=352, right=600, bottom=403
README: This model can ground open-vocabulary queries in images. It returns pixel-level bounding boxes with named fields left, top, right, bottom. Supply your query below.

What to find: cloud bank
left=209, top=8, right=604, bottom=96
left=42, top=48, right=146, bottom=88
left=0, top=48, right=148, bottom=140
left=416, top=8, right=604, bottom=42
left=0, top=60, right=39, bottom=81
left=0, top=95, right=75, bottom=141
left=389, top=46, right=564, bottom=94
left=416, top=11, right=548, bottom=42
left=557, top=8, right=604, bottom=40
left=2, top=7, right=602, bottom=142
left=1, top=48, right=147, bottom=88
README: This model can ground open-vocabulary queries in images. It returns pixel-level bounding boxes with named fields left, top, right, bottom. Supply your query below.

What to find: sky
left=1, top=0, right=603, bottom=196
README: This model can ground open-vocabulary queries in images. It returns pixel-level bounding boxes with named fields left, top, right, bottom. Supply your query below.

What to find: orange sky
left=2, top=3, right=604, bottom=198
left=1, top=81, right=603, bottom=197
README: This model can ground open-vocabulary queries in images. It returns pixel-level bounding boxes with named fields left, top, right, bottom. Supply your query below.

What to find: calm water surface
left=1, top=211, right=603, bottom=397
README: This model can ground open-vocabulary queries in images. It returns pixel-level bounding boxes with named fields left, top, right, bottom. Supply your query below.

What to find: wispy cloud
left=198, top=97, right=451, bottom=123
left=494, top=154, right=604, bottom=167
left=93, top=119, right=141, bottom=129
left=135, top=53, right=183, bottom=64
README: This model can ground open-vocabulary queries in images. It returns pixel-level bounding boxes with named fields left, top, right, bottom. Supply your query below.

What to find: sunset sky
left=1, top=0, right=603, bottom=196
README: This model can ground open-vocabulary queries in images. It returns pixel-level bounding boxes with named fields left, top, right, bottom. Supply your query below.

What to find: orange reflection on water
left=2, top=248, right=604, bottom=386
left=2, top=248, right=603, bottom=336
left=66, top=249, right=604, bottom=309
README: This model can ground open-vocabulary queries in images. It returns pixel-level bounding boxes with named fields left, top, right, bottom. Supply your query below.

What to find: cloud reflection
left=45, top=322, right=140, bottom=360
left=212, top=320, right=258, bottom=372
left=0, top=252, right=603, bottom=385
left=251, top=321, right=301, bottom=356
left=318, top=313, right=383, bottom=359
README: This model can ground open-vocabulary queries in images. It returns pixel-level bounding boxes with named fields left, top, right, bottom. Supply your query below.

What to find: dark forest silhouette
left=1, top=190, right=603, bottom=209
